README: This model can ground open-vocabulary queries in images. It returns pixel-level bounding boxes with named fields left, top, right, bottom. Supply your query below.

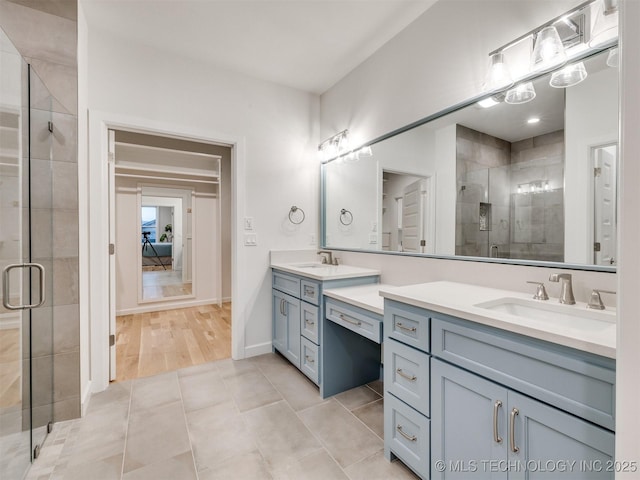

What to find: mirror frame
left=320, top=43, right=618, bottom=273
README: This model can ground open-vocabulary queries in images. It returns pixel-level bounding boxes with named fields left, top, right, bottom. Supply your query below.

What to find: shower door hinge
left=109, top=243, right=115, bottom=255
left=47, top=121, right=53, bottom=133
left=594, top=242, right=601, bottom=252
left=420, top=239, right=426, bottom=247
left=594, top=167, right=601, bottom=177
left=109, top=334, right=115, bottom=347
left=47, top=421, right=53, bottom=434
left=33, top=444, right=40, bottom=459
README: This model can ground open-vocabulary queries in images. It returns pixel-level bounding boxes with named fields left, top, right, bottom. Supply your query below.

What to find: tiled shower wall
left=0, top=0, right=80, bottom=421
left=455, top=125, right=565, bottom=262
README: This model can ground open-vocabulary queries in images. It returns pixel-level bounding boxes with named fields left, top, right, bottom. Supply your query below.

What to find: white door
left=108, top=129, right=117, bottom=381
left=402, top=179, right=426, bottom=253
left=594, top=144, right=617, bottom=266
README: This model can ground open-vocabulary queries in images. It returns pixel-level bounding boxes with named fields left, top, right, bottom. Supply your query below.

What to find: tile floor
left=25, top=353, right=418, bottom=480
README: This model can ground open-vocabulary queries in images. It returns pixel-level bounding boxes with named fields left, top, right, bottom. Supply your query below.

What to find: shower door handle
left=2, top=263, right=46, bottom=310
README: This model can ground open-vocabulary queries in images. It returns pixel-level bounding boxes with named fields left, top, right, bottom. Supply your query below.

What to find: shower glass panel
left=0, top=27, right=54, bottom=479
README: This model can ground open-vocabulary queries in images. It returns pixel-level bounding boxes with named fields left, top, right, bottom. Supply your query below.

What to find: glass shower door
left=0, top=28, right=54, bottom=479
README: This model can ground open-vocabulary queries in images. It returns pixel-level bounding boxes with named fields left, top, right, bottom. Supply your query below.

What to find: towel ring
left=288, top=206, right=305, bottom=225
left=339, top=208, right=353, bottom=226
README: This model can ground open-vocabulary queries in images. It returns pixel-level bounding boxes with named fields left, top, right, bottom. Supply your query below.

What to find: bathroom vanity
left=270, top=261, right=381, bottom=398
left=380, top=281, right=616, bottom=480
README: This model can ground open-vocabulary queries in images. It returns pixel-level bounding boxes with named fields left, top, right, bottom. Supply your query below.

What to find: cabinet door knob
left=510, top=408, right=520, bottom=453
left=493, top=400, right=503, bottom=444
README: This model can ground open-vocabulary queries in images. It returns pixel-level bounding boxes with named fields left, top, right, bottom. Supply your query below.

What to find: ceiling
left=80, top=0, right=437, bottom=94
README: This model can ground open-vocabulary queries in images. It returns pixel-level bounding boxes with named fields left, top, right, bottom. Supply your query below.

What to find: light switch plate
left=244, top=233, right=257, bottom=246
left=369, top=233, right=378, bottom=244
left=244, top=217, right=254, bottom=230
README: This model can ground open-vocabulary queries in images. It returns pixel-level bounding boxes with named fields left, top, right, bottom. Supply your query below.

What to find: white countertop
left=271, top=262, right=380, bottom=281
left=324, top=283, right=396, bottom=315
left=379, top=281, right=616, bottom=359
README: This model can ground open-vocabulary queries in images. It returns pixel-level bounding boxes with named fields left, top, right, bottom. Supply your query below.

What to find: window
left=141, top=206, right=158, bottom=243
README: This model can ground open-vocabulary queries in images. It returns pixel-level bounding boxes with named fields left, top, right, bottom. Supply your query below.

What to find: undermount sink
left=474, top=297, right=616, bottom=331
left=290, top=263, right=332, bottom=269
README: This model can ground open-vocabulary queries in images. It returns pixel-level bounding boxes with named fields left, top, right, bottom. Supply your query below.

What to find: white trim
left=243, top=341, right=273, bottom=358
left=221, top=296, right=232, bottom=303
left=81, top=379, right=92, bottom=417
left=85, top=110, right=246, bottom=394
left=116, top=298, right=221, bottom=316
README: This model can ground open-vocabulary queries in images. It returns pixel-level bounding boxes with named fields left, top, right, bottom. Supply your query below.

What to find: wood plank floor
left=115, top=303, right=231, bottom=382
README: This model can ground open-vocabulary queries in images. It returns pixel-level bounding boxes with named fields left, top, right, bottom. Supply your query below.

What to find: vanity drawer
left=272, top=271, right=301, bottom=298
left=385, top=339, right=430, bottom=417
left=385, top=301, right=430, bottom=352
left=326, top=299, right=382, bottom=343
left=385, top=392, right=430, bottom=478
left=301, top=280, right=320, bottom=305
left=300, top=336, right=319, bottom=384
left=431, top=316, right=616, bottom=430
left=301, top=302, right=319, bottom=344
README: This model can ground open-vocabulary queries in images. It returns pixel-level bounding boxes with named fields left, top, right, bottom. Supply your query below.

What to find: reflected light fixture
left=356, top=145, right=373, bottom=159
left=527, top=117, right=541, bottom=124
left=531, top=26, right=567, bottom=71
left=549, top=61, right=588, bottom=88
left=606, top=47, right=618, bottom=67
left=484, top=53, right=512, bottom=91
left=505, top=82, right=536, bottom=104
left=477, top=97, right=500, bottom=109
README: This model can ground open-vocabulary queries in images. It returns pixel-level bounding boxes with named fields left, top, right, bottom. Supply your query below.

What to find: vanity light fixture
left=485, top=53, right=513, bottom=91
left=549, top=61, right=588, bottom=88
left=505, top=82, right=536, bottom=104
left=477, top=97, right=501, bottom=109
left=531, top=26, right=567, bottom=71
left=356, top=145, right=373, bottom=159
left=606, top=47, right=618, bottom=67
left=318, top=129, right=350, bottom=162
left=590, top=0, right=618, bottom=47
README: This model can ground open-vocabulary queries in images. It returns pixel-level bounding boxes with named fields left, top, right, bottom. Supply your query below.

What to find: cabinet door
left=272, top=289, right=301, bottom=368
left=507, top=391, right=615, bottom=480
left=432, top=359, right=508, bottom=479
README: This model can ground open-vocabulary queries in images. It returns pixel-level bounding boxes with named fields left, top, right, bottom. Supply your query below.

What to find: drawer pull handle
left=396, top=425, right=417, bottom=442
left=304, top=286, right=315, bottom=295
left=510, top=408, right=519, bottom=453
left=280, top=298, right=285, bottom=315
left=396, top=322, right=417, bottom=333
left=396, top=368, right=417, bottom=382
left=305, top=355, right=315, bottom=364
left=305, top=319, right=315, bottom=326
left=493, top=400, right=503, bottom=444
left=339, top=314, right=361, bottom=326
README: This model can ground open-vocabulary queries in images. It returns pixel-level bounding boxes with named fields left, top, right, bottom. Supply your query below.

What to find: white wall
left=616, top=0, right=640, bottom=473
left=82, top=25, right=319, bottom=392
left=564, top=66, right=619, bottom=264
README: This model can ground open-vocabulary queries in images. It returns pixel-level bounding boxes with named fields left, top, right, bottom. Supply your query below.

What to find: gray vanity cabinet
left=272, top=289, right=301, bottom=368
left=383, top=299, right=616, bottom=480
left=432, top=358, right=615, bottom=480
left=272, top=268, right=379, bottom=390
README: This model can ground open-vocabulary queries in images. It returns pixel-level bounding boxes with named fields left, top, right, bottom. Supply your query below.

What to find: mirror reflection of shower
left=140, top=187, right=193, bottom=300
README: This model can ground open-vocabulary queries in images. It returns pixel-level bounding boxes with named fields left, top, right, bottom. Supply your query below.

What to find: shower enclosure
left=1, top=28, right=55, bottom=479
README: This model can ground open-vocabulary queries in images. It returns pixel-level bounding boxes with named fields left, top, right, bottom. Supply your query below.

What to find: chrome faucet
left=317, top=250, right=337, bottom=265
left=549, top=273, right=575, bottom=305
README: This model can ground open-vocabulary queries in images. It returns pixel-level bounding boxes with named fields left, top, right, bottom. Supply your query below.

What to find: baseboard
left=221, top=296, right=232, bottom=303
left=243, top=341, right=273, bottom=358
left=116, top=298, right=220, bottom=315
left=81, top=380, right=92, bottom=417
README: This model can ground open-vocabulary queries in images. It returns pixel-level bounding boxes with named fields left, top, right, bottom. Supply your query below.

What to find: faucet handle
left=526, top=281, right=549, bottom=301
left=587, top=289, right=616, bottom=310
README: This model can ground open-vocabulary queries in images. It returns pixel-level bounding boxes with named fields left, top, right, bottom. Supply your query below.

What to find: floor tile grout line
left=176, top=369, right=202, bottom=480
left=119, top=379, right=134, bottom=480
left=218, top=360, right=275, bottom=480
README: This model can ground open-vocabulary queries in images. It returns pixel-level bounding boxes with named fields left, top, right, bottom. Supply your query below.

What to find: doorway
left=109, top=130, right=232, bottom=382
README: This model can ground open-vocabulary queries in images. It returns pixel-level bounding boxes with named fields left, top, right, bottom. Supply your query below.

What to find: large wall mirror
left=322, top=44, right=619, bottom=270
left=138, top=186, right=195, bottom=301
